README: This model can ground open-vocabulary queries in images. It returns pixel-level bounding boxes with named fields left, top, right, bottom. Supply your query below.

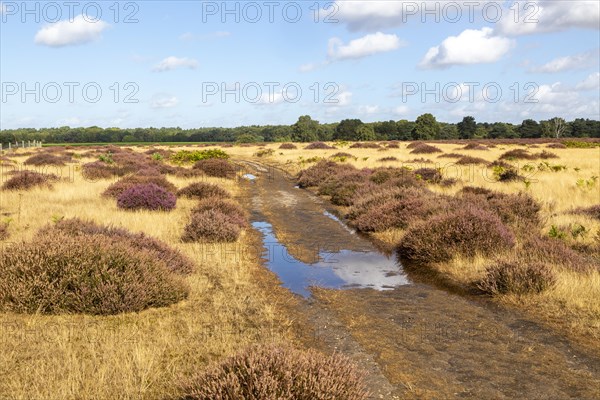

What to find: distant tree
left=396, top=120, right=416, bottom=141
left=334, top=119, right=363, bottom=141
left=292, top=115, right=319, bottom=142
left=374, top=120, right=397, bottom=140
left=488, top=122, right=517, bottom=139
left=438, top=124, right=459, bottom=139
left=457, top=116, right=477, bottom=139
left=356, top=124, right=376, bottom=141
left=541, top=117, right=568, bottom=138
left=518, top=119, right=542, bottom=138
left=412, top=113, right=440, bottom=140
left=235, top=133, right=261, bottom=143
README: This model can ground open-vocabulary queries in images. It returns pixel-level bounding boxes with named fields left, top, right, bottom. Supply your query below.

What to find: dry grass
left=0, top=150, right=291, bottom=399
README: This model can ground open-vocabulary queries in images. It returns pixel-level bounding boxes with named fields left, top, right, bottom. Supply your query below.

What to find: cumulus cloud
left=151, top=95, right=179, bottom=109
left=419, top=27, right=514, bottom=69
left=576, top=72, right=600, bottom=91
left=530, top=49, right=599, bottom=73
left=358, top=105, right=380, bottom=115
left=328, top=32, right=405, bottom=61
left=495, top=0, right=600, bottom=36
left=152, top=56, right=199, bottom=72
left=34, top=15, right=109, bottom=47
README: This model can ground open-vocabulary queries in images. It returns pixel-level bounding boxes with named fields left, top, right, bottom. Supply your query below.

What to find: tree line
left=1, top=115, right=598, bottom=145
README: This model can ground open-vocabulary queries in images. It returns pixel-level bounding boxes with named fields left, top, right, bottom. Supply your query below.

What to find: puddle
left=323, top=210, right=356, bottom=234
left=242, top=173, right=257, bottom=180
left=253, top=221, right=409, bottom=297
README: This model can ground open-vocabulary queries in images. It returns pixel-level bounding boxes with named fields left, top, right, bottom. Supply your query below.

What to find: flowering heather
left=462, top=143, right=489, bottom=151
left=182, top=209, right=242, bottom=243
left=279, top=143, right=297, bottom=149
left=24, top=153, right=70, bottom=166
left=178, top=344, right=369, bottom=400
left=191, top=197, right=247, bottom=228
left=409, top=143, right=443, bottom=154
left=0, top=234, right=189, bottom=315
left=349, top=142, right=381, bottom=149
left=103, top=174, right=177, bottom=198
left=177, top=182, right=231, bottom=199
left=297, top=160, right=355, bottom=188
left=455, top=156, right=488, bottom=165
left=398, top=206, right=515, bottom=264
left=117, top=183, right=177, bottom=211
left=414, top=168, right=442, bottom=183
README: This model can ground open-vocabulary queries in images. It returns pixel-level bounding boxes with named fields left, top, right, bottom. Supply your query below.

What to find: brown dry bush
left=455, top=156, right=488, bottom=165
left=574, top=204, right=600, bottom=220
left=173, top=167, right=205, bottom=178
left=547, top=143, right=567, bottom=149
left=487, top=160, right=513, bottom=169
left=192, top=159, right=236, bottom=178
left=82, top=161, right=117, bottom=180
left=406, top=142, right=423, bottom=149
left=478, top=260, right=556, bottom=295
left=462, top=143, right=489, bottom=151
left=177, top=182, right=231, bottom=199
left=279, top=143, right=297, bottom=149
left=414, top=168, right=442, bottom=183
left=0, top=222, right=9, bottom=240
left=378, top=156, right=398, bottom=162
left=39, top=218, right=195, bottom=274
left=24, top=153, right=70, bottom=166
left=539, top=150, right=559, bottom=159
left=521, top=236, right=589, bottom=272
left=368, top=167, right=423, bottom=187
left=409, top=143, right=442, bottom=154
left=191, top=197, right=248, bottom=228
left=386, top=142, right=400, bottom=148
left=437, top=153, right=464, bottom=159
left=305, top=142, right=335, bottom=150
left=499, top=149, right=538, bottom=160
left=177, top=344, right=369, bottom=400
left=317, top=169, right=372, bottom=206
left=349, top=142, right=381, bottom=149
left=330, top=152, right=355, bottom=159
left=0, top=234, right=189, bottom=315
left=182, top=209, right=242, bottom=243
left=103, top=174, right=177, bottom=198
left=1, top=171, right=59, bottom=190
left=398, top=206, right=515, bottom=264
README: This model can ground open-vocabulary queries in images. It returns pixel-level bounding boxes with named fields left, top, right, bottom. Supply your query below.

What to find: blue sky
left=1, top=0, right=599, bottom=129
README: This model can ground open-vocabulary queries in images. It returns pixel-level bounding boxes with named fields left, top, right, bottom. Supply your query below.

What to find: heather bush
left=349, top=142, right=381, bottom=149
left=191, top=197, right=247, bottom=228
left=487, top=160, right=513, bottom=169
left=192, top=158, right=236, bottom=178
left=178, top=344, right=369, bottom=400
left=398, top=206, right=515, bottom=264
left=352, top=187, right=444, bottom=232
left=437, top=153, right=463, bottom=159
left=459, top=187, right=541, bottom=225
left=177, top=182, right=231, bottom=199
left=522, top=236, right=588, bottom=272
left=117, top=183, right=177, bottom=211
left=82, top=161, right=117, bottom=180
left=369, top=167, right=421, bottom=187
left=574, top=204, right=600, bottom=220
left=173, top=167, right=205, bottom=178
left=297, top=160, right=355, bottom=188
left=1, top=171, right=59, bottom=190
left=279, top=143, right=297, bottom=149
left=539, top=150, right=558, bottom=159
left=456, top=156, right=488, bottom=165
left=305, top=142, right=335, bottom=150
left=330, top=152, right=355, bottom=159
left=39, top=218, right=194, bottom=274
left=462, top=143, right=489, bottom=151
left=378, top=156, right=398, bottom=162
left=406, top=142, right=423, bottom=149
left=494, top=166, right=523, bottom=182
left=499, top=149, right=537, bottom=160
left=547, top=143, right=567, bottom=149
left=103, top=175, right=177, bottom=198
left=414, top=168, right=442, bottom=183
left=409, top=143, right=442, bottom=154
left=317, top=169, right=371, bottom=206
left=182, top=209, right=242, bottom=242
left=478, top=260, right=556, bottom=295
left=386, top=142, right=400, bottom=149
left=24, top=153, right=70, bottom=166
left=0, top=234, right=189, bottom=315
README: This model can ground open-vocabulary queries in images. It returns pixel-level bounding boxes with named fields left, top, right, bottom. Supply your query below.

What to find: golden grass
left=0, top=153, right=292, bottom=399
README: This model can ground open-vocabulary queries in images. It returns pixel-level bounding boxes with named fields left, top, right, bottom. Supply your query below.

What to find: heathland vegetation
left=0, top=138, right=598, bottom=398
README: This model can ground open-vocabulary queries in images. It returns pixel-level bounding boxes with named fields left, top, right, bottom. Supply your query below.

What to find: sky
left=0, top=0, right=599, bottom=129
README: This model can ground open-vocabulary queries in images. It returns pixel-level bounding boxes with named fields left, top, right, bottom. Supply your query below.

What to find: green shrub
left=177, top=344, right=369, bottom=400
left=170, top=149, right=230, bottom=164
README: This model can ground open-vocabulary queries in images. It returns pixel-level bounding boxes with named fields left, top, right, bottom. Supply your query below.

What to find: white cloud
left=530, top=49, right=599, bottom=73
left=256, top=92, right=285, bottom=105
left=328, top=32, right=404, bottom=61
left=393, top=105, right=410, bottom=116
left=151, top=95, right=179, bottom=109
left=576, top=72, right=600, bottom=91
left=333, top=1, right=407, bottom=31
left=152, top=56, right=199, bottom=72
left=358, top=105, right=380, bottom=115
left=34, top=15, right=109, bottom=47
left=420, top=27, right=514, bottom=69
left=299, top=63, right=319, bottom=72
left=496, top=0, right=600, bottom=36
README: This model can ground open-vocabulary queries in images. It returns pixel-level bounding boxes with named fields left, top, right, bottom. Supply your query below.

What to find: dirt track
left=239, top=160, right=600, bottom=399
